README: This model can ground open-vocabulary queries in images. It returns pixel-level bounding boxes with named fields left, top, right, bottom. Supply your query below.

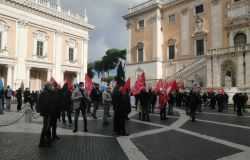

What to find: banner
left=66, top=79, right=74, bottom=93
left=154, top=79, right=163, bottom=93
left=85, top=74, right=93, bottom=95
left=133, top=72, right=145, bottom=95
left=170, top=80, right=177, bottom=92
left=121, top=77, right=131, bottom=93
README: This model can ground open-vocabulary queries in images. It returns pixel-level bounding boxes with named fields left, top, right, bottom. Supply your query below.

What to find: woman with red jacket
left=159, top=90, right=169, bottom=120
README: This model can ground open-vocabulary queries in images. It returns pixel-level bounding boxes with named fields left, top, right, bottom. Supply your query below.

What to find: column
left=237, top=53, right=244, bottom=87
left=61, top=70, right=65, bottom=85
left=15, top=19, right=28, bottom=88
left=6, top=65, right=13, bottom=88
left=212, top=56, right=220, bottom=87
left=245, top=52, right=250, bottom=87
left=211, top=0, right=222, bottom=49
left=126, top=21, right=131, bottom=63
left=181, top=8, right=189, bottom=55
left=152, top=8, right=162, bottom=61
left=47, top=69, right=52, bottom=81
left=76, top=72, right=80, bottom=83
left=54, top=30, right=63, bottom=83
left=26, top=66, right=31, bottom=88
left=35, top=72, right=39, bottom=91
left=82, top=38, right=88, bottom=81
left=206, top=57, right=212, bottom=87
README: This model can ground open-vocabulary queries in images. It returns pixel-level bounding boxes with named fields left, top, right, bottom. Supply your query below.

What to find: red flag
left=177, top=82, right=185, bottom=90
left=66, top=80, right=74, bottom=93
left=85, top=74, right=93, bottom=95
left=133, top=72, right=145, bottom=95
left=219, top=88, right=225, bottom=95
left=170, top=80, right=177, bottom=92
left=114, top=81, right=119, bottom=88
left=50, top=77, right=58, bottom=86
left=121, top=77, right=131, bottom=93
left=154, top=79, right=163, bottom=93
left=163, top=81, right=171, bottom=90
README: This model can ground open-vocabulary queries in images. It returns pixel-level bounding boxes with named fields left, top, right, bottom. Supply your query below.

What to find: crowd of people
left=0, top=82, right=249, bottom=148
left=37, top=81, right=131, bottom=147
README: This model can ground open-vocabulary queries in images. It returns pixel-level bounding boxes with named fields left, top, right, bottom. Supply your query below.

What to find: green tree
left=20, top=81, right=24, bottom=93
left=87, top=63, right=95, bottom=79
left=115, top=62, right=125, bottom=87
left=93, top=60, right=105, bottom=78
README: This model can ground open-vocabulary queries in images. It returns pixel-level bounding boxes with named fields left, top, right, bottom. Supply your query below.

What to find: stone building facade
left=0, top=0, right=94, bottom=91
left=123, top=0, right=250, bottom=91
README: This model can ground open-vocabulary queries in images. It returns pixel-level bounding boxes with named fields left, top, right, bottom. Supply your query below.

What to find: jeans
left=40, top=115, right=51, bottom=145
left=62, top=108, right=72, bottom=124
left=93, top=101, right=99, bottom=117
left=74, top=106, right=87, bottom=131
left=103, top=104, right=109, bottom=123
left=0, top=99, right=3, bottom=113
left=17, top=100, right=22, bottom=111
left=6, top=98, right=11, bottom=110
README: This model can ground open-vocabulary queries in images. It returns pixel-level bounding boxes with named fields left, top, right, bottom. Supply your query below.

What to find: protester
left=112, top=86, right=129, bottom=136
left=102, top=86, right=112, bottom=126
left=137, top=88, right=150, bottom=121
left=148, top=88, right=157, bottom=113
left=5, top=86, right=12, bottom=111
left=168, top=91, right=174, bottom=115
left=243, top=93, right=248, bottom=112
left=72, top=82, right=88, bottom=133
left=16, top=88, right=22, bottom=111
left=237, top=93, right=245, bottom=116
left=0, top=88, right=3, bottom=114
left=217, top=92, right=224, bottom=112
left=159, top=90, right=168, bottom=120
left=202, top=92, right=207, bottom=107
left=189, top=89, right=201, bottom=122
left=90, top=84, right=101, bottom=119
left=124, top=89, right=131, bottom=120
left=61, top=83, right=73, bottom=126
left=233, top=93, right=238, bottom=112
left=38, top=82, right=58, bottom=147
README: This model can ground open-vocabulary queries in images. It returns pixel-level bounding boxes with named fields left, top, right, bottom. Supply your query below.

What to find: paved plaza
left=0, top=105, right=250, bottom=160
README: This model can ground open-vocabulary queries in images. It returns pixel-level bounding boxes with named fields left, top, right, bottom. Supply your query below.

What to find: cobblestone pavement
left=0, top=106, right=250, bottom=160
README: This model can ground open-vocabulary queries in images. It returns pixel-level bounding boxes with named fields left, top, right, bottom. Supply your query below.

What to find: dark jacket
left=39, top=89, right=59, bottom=117
left=138, top=90, right=149, bottom=108
left=23, top=90, right=31, bottom=103
left=16, top=89, right=22, bottom=101
left=91, top=87, right=100, bottom=102
left=61, top=87, right=72, bottom=110
left=112, top=90, right=124, bottom=112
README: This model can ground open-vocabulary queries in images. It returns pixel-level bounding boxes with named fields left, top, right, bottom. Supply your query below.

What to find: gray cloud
left=56, top=0, right=146, bottom=62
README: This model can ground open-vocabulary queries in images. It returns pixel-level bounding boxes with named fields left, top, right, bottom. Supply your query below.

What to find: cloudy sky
left=57, top=0, right=146, bottom=63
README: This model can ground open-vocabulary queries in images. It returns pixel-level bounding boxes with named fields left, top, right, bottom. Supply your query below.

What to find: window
left=138, top=20, right=144, bottom=29
left=195, top=5, right=204, bottom=14
left=36, top=41, right=44, bottom=56
left=234, top=33, right=247, bottom=45
left=169, top=14, right=176, bottom=23
left=169, top=45, right=175, bottom=59
left=69, top=48, right=74, bottom=62
left=196, top=39, right=204, bottom=56
left=137, top=48, right=143, bottom=62
left=234, top=0, right=241, bottom=2
left=0, top=32, right=2, bottom=50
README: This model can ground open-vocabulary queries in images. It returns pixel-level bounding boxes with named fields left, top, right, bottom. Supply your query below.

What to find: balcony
left=228, top=4, right=250, bottom=20
left=207, top=44, right=250, bottom=56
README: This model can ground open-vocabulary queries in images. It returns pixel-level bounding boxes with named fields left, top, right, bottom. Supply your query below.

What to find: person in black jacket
left=138, top=88, right=150, bottom=121
left=217, top=93, right=224, bottom=112
left=16, top=88, right=22, bottom=111
left=112, top=87, right=129, bottom=136
left=233, top=93, right=238, bottom=112
left=39, top=82, right=57, bottom=147
left=168, top=92, right=174, bottom=115
left=61, top=83, right=73, bottom=126
left=237, top=93, right=245, bottom=116
left=148, top=89, right=157, bottom=113
left=90, top=84, right=101, bottom=119
left=189, top=89, right=201, bottom=122
left=124, top=89, right=131, bottom=120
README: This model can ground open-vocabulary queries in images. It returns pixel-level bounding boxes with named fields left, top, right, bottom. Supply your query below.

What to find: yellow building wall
left=27, top=25, right=35, bottom=59
left=47, top=30, right=54, bottom=62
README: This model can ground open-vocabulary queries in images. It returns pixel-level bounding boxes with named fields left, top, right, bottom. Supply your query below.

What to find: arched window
left=234, top=33, right=247, bottom=45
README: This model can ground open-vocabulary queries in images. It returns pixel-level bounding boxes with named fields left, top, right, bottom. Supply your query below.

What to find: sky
left=57, top=0, right=146, bottom=63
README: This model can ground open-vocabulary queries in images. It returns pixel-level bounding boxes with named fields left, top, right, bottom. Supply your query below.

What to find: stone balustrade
left=12, top=0, right=88, bottom=23
left=207, top=44, right=250, bottom=56
left=228, top=4, right=250, bottom=19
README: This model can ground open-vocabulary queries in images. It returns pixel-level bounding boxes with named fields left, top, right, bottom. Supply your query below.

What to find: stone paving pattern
left=132, top=130, right=242, bottom=160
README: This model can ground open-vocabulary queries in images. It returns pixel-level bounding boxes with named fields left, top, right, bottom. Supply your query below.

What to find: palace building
left=123, top=0, right=250, bottom=91
left=0, top=0, right=94, bottom=91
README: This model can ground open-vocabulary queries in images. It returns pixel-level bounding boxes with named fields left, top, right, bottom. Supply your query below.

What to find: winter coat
left=72, top=88, right=83, bottom=110
left=159, top=94, right=167, bottom=109
left=137, top=90, right=149, bottom=108
left=61, top=88, right=72, bottom=110
left=102, top=91, right=112, bottom=105
left=39, top=89, right=58, bottom=117
left=23, top=91, right=31, bottom=103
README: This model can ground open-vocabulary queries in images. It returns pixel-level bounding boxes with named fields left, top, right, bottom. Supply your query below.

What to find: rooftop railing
left=12, top=0, right=88, bottom=23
